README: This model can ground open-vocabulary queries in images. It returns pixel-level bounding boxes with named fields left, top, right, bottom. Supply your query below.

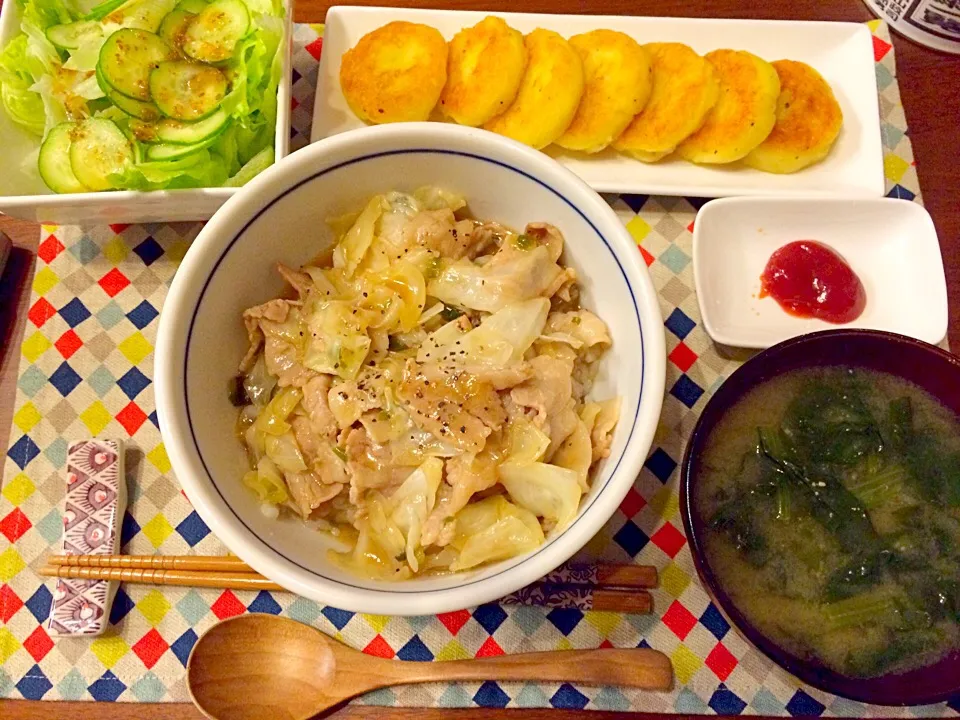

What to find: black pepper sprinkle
left=363, top=292, right=368, bottom=297
left=459, top=426, right=466, bottom=433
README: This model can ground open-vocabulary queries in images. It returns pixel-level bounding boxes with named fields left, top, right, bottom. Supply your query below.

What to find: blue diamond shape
left=644, top=448, right=677, bottom=483
left=247, top=592, right=282, bottom=615
left=613, top=519, right=649, bottom=557
left=49, top=362, right=82, bottom=396
left=58, top=298, right=91, bottom=327
left=291, top=67, right=302, bottom=83
left=670, top=375, right=705, bottom=409
left=622, top=194, right=649, bottom=213
left=546, top=608, right=584, bottom=636
left=126, top=300, right=159, bottom=330
left=551, top=683, right=589, bottom=709
left=886, top=184, right=916, bottom=202
left=109, top=587, right=135, bottom=625
left=708, top=684, right=746, bottom=715
left=948, top=696, right=960, bottom=714
left=322, top=606, right=354, bottom=630
left=171, top=629, right=198, bottom=667
left=664, top=308, right=695, bottom=339
left=7, top=435, right=40, bottom=470
left=133, top=237, right=164, bottom=266
left=25, top=584, right=52, bottom=623
left=175, top=510, right=210, bottom=547
left=16, top=664, right=52, bottom=700
left=120, top=511, right=140, bottom=547
left=473, top=680, right=509, bottom=708
left=88, top=670, right=126, bottom=701
left=396, top=636, right=434, bottom=661
left=786, top=690, right=825, bottom=717
left=473, top=604, right=507, bottom=635
left=148, top=410, right=160, bottom=428
left=700, top=603, right=730, bottom=641
left=117, top=367, right=151, bottom=399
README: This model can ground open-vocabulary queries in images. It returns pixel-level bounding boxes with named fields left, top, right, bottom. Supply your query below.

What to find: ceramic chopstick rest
left=48, top=439, right=127, bottom=636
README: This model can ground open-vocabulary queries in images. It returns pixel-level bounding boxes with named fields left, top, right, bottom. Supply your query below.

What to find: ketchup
left=759, top=240, right=866, bottom=324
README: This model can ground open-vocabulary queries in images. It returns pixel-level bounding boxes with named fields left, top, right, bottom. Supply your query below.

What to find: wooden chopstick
left=40, top=564, right=285, bottom=591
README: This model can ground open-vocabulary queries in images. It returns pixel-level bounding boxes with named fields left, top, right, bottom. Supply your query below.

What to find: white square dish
left=693, top=197, right=948, bottom=348
left=0, top=0, right=293, bottom=224
left=312, top=6, right=884, bottom=199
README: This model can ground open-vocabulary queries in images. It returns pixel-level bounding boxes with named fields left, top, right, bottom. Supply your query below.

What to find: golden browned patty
left=554, top=30, right=652, bottom=154
left=483, top=28, right=584, bottom=149
left=340, top=21, right=448, bottom=124
left=439, top=16, right=527, bottom=127
left=612, top=43, right=719, bottom=162
left=743, top=59, right=844, bottom=173
left=676, top=49, right=780, bottom=164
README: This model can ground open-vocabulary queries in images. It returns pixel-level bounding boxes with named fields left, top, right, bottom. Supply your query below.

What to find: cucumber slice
left=39, top=123, right=90, bottom=194
left=158, top=8, right=195, bottom=48
left=154, top=108, right=228, bottom=143
left=112, top=0, right=179, bottom=31
left=182, top=0, right=249, bottom=62
left=46, top=21, right=103, bottom=50
left=99, top=28, right=174, bottom=101
left=145, top=133, right=217, bottom=160
left=97, top=64, right=162, bottom=120
left=176, top=0, right=208, bottom=13
left=150, top=60, right=226, bottom=120
left=68, top=118, right=134, bottom=191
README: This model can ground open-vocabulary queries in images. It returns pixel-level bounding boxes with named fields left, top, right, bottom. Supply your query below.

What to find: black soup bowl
left=679, top=329, right=960, bottom=706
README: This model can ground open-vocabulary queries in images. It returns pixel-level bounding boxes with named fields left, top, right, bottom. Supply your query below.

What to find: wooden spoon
left=187, top=614, right=673, bottom=720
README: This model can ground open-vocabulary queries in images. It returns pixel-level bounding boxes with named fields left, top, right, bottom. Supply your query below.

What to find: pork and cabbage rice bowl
left=232, top=187, right=620, bottom=580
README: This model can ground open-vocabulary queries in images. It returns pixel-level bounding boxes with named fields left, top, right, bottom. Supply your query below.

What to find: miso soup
left=696, top=367, right=960, bottom=678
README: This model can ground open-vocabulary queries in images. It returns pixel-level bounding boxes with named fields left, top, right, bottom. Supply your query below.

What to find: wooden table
left=2, top=0, right=959, bottom=717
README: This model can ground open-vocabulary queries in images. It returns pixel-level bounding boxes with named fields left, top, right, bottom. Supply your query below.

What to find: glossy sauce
left=759, top=240, right=866, bottom=323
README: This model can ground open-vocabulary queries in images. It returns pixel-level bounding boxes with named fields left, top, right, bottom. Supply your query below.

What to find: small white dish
left=312, top=5, right=884, bottom=199
left=0, top=0, right=293, bottom=224
left=693, top=197, right=948, bottom=348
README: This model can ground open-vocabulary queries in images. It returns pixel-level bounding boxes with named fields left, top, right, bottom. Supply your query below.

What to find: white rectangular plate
left=312, top=6, right=884, bottom=199
left=692, top=197, right=948, bottom=348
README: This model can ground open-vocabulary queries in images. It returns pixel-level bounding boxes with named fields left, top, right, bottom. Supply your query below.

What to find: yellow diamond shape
left=435, top=640, right=469, bottom=661
left=309, top=23, right=325, bottom=34
left=119, top=332, right=153, bottom=365
left=671, top=643, right=703, bottom=685
left=33, top=266, right=59, bottom=296
left=626, top=215, right=651, bottom=244
left=142, top=514, right=175, bottom=548
left=362, top=614, right=389, bottom=633
left=21, top=332, right=52, bottom=363
left=661, top=562, right=691, bottom=598
left=0, top=547, right=27, bottom=582
left=80, top=401, right=112, bottom=435
left=103, top=236, right=129, bottom=265
left=90, top=634, right=130, bottom=669
left=0, top=627, right=20, bottom=664
left=166, top=240, right=190, bottom=265
left=646, top=485, right=673, bottom=519
left=137, top=590, right=172, bottom=626
left=884, top=153, right=910, bottom=184
left=40, top=223, right=59, bottom=234
left=866, top=18, right=882, bottom=32
left=584, top=611, right=622, bottom=637
left=2, top=473, right=36, bottom=505
left=557, top=637, right=573, bottom=650
left=147, top=443, right=171, bottom=473
left=13, top=402, right=42, bottom=433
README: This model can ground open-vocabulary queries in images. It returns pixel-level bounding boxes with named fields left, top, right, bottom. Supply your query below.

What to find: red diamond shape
left=363, top=634, right=395, bottom=659
left=28, top=298, right=58, bottom=328
left=132, top=628, right=170, bottom=669
left=37, top=235, right=65, bottom=264
left=23, top=625, right=54, bottom=661
left=291, top=96, right=299, bottom=111
left=438, top=609, right=471, bottom=636
left=873, top=34, right=892, bottom=62
left=98, top=268, right=131, bottom=298
left=638, top=244, right=654, bottom=267
left=116, top=402, right=148, bottom=436
left=210, top=590, right=246, bottom=620
left=599, top=639, right=614, bottom=649
left=0, top=507, right=32, bottom=543
left=651, top=522, right=686, bottom=558
left=476, top=636, right=504, bottom=657
left=619, top=487, right=646, bottom=518
left=109, top=224, right=130, bottom=234
left=687, top=220, right=695, bottom=234
left=0, top=584, right=24, bottom=623
left=662, top=600, right=697, bottom=640
left=55, top=329, right=83, bottom=360
left=705, top=641, right=738, bottom=681
left=305, top=36, right=323, bottom=60
left=669, top=342, right=698, bottom=373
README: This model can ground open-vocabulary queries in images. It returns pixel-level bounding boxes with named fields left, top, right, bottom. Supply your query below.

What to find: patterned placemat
left=2, top=19, right=954, bottom=715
